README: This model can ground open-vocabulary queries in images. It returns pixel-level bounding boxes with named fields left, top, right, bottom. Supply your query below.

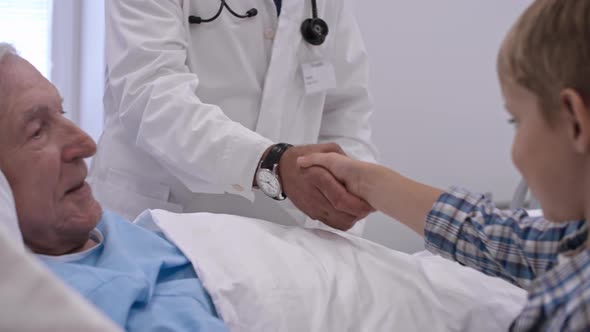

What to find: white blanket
left=149, top=210, right=527, bottom=332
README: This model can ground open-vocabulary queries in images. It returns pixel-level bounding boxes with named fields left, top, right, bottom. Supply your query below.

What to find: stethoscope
left=188, top=0, right=329, bottom=46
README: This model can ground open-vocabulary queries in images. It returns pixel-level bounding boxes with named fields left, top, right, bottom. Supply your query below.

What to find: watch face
left=256, top=169, right=281, bottom=197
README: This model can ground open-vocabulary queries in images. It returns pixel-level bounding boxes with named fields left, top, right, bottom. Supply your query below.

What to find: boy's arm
left=425, top=187, right=584, bottom=288
left=356, top=161, right=580, bottom=288
left=299, top=153, right=443, bottom=234
left=298, top=153, right=585, bottom=288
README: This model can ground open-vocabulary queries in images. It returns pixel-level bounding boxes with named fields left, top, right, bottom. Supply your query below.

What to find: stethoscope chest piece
left=300, top=18, right=328, bottom=46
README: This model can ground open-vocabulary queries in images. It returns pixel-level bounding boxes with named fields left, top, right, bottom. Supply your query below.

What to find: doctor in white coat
left=90, top=0, right=377, bottom=233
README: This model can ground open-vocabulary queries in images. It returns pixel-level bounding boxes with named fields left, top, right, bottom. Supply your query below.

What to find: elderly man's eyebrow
left=21, top=106, right=51, bottom=126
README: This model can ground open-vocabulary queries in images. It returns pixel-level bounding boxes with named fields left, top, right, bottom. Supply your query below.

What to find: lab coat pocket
left=90, top=169, right=183, bottom=221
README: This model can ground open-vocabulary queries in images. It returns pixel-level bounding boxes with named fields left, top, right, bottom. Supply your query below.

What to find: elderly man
left=0, top=44, right=229, bottom=331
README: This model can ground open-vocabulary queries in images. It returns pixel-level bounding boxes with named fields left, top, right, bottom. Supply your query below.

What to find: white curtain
left=51, top=0, right=105, bottom=142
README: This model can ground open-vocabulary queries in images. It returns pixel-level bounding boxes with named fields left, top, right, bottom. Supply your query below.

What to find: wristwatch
left=255, top=143, right=293, bottom=200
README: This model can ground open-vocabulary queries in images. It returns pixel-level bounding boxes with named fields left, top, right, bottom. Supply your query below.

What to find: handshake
left=265, top=143, right=374, bottom=231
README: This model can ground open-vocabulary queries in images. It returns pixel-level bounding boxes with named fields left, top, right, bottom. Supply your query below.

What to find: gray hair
left=0, top=43, right=16, bottom=63
left=0, top=43, right=16, bottom=107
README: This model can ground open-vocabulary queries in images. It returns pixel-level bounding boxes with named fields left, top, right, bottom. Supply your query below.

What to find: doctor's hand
left=279, top=144, right=373, bottom=231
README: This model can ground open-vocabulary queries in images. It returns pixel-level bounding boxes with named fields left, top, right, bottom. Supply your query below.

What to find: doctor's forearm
left=359, top=165, right=443, bottom=237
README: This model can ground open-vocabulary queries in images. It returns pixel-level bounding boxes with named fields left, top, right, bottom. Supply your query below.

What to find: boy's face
left=500, top=77, right=586, bottom=222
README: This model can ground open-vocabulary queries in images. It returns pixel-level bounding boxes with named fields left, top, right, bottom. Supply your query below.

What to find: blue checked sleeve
left=424, top=187, right=584, bottom=288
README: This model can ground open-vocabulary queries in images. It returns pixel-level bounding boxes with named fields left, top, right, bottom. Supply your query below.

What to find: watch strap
left=260, top=143, right=293, bottom=170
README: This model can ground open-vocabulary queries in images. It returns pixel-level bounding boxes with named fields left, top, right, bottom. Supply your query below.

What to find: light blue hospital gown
left=36, top=211, right=229, bottom=332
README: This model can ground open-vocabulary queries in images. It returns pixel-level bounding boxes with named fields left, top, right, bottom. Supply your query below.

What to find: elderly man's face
left=0, top=55, right=101, bottom=255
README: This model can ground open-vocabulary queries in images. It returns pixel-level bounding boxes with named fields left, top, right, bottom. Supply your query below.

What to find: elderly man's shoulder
left=36, top=208, right=195, bottom=299
left=36, top=210, right=215, bottom=330
left=97, top=209, right=178, bottom=251
left=38, top=210, right=186, bottom=279
left=99, top=210, right=162, bottom=234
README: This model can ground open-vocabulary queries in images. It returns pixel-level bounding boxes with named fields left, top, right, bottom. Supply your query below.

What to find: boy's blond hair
left=499, top=0, right=590, bottom=114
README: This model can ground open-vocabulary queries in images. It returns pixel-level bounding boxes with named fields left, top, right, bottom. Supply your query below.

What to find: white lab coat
left=89, top=0, right=377, bottom=233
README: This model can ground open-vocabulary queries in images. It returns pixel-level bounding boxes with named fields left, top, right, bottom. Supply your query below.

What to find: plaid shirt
left=425, top=187, right=590, bottom=332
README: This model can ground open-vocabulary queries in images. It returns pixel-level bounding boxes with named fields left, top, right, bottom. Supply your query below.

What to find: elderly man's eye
left=32, top=129, right=42, bottom=139
left=31, top=125, right=44, bottom=140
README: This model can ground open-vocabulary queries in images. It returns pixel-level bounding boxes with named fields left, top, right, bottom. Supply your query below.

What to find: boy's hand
left=297, top=152, right=368, bottom=199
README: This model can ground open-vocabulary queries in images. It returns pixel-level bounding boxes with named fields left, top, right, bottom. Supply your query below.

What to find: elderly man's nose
left=62, top=126, right=97, bottom=161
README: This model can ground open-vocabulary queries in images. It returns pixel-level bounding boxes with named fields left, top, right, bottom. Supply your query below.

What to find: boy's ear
left=561, top=88, right=590, bottom=154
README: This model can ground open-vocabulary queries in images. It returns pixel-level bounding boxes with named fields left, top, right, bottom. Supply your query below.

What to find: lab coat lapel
left=255, top=0, right=305, bottom=141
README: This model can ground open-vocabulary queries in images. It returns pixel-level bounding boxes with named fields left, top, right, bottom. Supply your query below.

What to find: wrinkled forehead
left=0, top=55, right=61, bottom=150
left=0, top=55, right=60, bottom=123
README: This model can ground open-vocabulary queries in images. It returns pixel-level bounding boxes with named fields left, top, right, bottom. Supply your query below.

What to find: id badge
left=301, top=60, right=336, bottom=95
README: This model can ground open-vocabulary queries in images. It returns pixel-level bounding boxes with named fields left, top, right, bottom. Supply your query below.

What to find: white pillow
left=0, top=170, right=22, bottom=249
left=149, top=210, right=527, bottom=332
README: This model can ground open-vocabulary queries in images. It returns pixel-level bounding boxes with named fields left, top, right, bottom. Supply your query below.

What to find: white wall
left=358, top=1, right=534, bottom=252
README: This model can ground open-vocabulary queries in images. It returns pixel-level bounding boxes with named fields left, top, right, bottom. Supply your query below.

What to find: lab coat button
left=232, top=184, right=244, bottom=192
left=264, top=29, right=275, bottom=40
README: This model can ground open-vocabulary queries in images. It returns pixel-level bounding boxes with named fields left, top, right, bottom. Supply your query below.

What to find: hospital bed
left=0, top=167, right=527, bottom=331
left=149, top=210, right=527, bottom=332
